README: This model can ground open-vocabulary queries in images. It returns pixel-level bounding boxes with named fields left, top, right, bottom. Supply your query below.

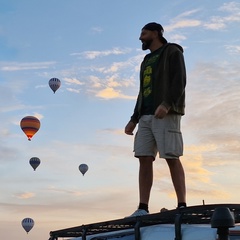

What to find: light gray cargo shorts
left=134, top=114, right=183, bottom=160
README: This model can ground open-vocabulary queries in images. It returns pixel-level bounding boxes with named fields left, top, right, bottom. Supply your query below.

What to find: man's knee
left=139, top=156, right=154, bottom=163
left=165, top=158, right=181, bottom=168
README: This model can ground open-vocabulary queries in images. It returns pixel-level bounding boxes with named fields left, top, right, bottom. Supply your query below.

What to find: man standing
left=125, top=22, right=187, bottom=216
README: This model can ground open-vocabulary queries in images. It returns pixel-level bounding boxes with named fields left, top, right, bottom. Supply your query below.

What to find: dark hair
left=142, top=22, right=167, bottom=44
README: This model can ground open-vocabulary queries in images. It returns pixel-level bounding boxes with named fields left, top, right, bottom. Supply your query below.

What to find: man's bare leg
left=166, top=158, right=186, bottom=205
left=139, top=156, right=154, bottom=205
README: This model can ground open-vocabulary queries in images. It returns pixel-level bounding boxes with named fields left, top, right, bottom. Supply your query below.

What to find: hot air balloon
left=49, top=78, right=61, bottom=93
left=20, top=116, right=40, bottom=141
left=29, top=157, right=41, bottom=171
left=79, top=163, right=88, bottom=176
left=22, top=217, right=34, bottom=234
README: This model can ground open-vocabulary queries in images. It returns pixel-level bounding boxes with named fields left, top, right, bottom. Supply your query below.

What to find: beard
left=142, top=39, right=153, bottom=50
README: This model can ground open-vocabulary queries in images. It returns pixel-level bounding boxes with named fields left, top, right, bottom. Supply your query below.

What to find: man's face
left=139, top=29, right=154, bottom=50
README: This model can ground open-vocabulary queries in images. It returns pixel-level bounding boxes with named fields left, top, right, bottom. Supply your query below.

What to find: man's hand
left=154, top=105, right=169, bottom=119
left=124, top=121, right=137, bottom=135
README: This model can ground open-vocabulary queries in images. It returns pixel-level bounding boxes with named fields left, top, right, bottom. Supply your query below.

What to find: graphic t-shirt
left=141, top=46, right=164, bottom=115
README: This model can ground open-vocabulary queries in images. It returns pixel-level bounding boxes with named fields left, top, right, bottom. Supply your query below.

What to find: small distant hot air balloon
left=20, top=116, right=40, bottom=141
left=79, top=163, right=88, bottom=176
left=49, top=78, right=61, bottom=93
left=22, top=217, right=34, bottom=234
left=29, top=157, right=41, bottom=171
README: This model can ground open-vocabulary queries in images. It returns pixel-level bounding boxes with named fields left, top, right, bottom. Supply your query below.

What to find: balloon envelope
left=79, top=164, right=88, bottom=176
left=20, top=116, right=40, bottom=141
left=49, top=78, right=61, bottom=93
left=29, top=157, right=41, bottom=171
left=22, top=217, right=34, bottom=233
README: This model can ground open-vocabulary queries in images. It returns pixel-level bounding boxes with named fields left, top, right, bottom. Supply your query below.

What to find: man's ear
left=153, top=30, right=159, bottom=39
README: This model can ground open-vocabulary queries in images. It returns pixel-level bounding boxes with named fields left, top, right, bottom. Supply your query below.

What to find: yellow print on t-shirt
left=143, top=86, right=151, bottom=97
left=143, top=65, right=152, bottom=98
left=143, top=66, right=152, bottom=76
left=143, top=74, right=151, bottom=97
left=143, top=75, right=151, bottom=87
left=146, top=54, right=159, bottom=65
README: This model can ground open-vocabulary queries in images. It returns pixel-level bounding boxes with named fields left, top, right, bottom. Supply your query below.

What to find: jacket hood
left=164, top=43, right=184, bottom=53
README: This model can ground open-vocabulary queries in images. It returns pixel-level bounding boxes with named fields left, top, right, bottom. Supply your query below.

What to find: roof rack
left=49, top=203, right=240, bottom=240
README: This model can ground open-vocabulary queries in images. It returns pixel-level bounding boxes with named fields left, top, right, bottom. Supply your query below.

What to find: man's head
left=140, top=22, right=167, bottom=50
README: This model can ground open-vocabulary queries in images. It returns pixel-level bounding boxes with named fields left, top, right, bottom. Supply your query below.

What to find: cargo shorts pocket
left=165, top=129, right=183, bottom=157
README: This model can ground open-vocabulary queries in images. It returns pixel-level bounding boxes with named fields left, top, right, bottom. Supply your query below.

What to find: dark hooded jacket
left=130, top=43, right=186, bottom=124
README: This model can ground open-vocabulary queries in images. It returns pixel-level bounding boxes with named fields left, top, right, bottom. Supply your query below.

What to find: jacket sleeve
left=129, top=59, right=146, bottom=123
left=166, top=48, right=186, bottom=112
left=130, top=93, right=141, bottom=124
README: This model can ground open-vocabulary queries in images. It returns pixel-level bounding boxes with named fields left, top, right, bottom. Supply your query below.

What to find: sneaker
left=178, top=206, right=186, bottom=209
left=126, top=209, right=149, bottom=217
left=176, top=205, right=186, bottom=213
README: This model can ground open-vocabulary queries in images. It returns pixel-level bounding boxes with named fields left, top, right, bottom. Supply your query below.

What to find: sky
left=0, top=0, right=239, bottom=239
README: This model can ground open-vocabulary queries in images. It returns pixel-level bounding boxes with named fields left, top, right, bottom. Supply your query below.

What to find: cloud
left=90, top=26, right=103, bottom=34
left=165, top=9, right=202, bottom=32
left=66, top=88, right=81, bottom=93
left=89, top=73, right=137, bottom=100
left=63, top=77, right=85, bottom=86
left=152, top=142, right=234, bottom=202
left=0, top=61, right=56, bottom=71
left=14, top=192, right=35, bottom=199
left=0, top=81, right=44, bottom=113
left=169, top=34, right=187, bottom=43
left=177, top=9, right=202, bottom=18
left=0, top=145, right=19, bottom=163
left=15, top=112, right=44, bottom=122
left=219, top=1, right=240, bottom=13
left=101, top=62, right=128, bottom=74
left=0, top=186, right=137, bottom=222
left=204, top=1, right=240, bottom=30
left=88, top=54, right=141, bottom=75
left=64, top=50, right=140, bottom=100
left=165, top=2, right=240, bottom=35
left=71, top=47, right=131, bottom=59
left=96, top=87, right=135, bottom=99
left=172, top=57, right=240, bottom=202
left=185, top=188, right=230, bottom=200
left=169, top=19, right=202, bottom=30
left=0, top=103, right=27, bottom=113
left=225, top=45, right=240, bottom=55
left=89, top=75, right=102, bottom=88
left=47, top=186, right=85, bottom=196
left=203, top=16, right=226, bottom=30
left=33, top=112, right=44, bottom=120
left=189, top=61, right=238, bottom=102
left=154, top=145, right=214, bottom=184
left=64, top=53, right=141, bottom=100
left=98, top=128, right=124, bottom=136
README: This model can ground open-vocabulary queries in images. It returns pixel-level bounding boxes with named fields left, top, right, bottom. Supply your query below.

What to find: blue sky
left=0, top=0, right=240, bottom=239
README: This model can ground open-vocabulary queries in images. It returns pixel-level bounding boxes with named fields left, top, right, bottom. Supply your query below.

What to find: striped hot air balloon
left=20, top=116, right=40, bottom=141
left=49, top=77, right=61, bottom=93
left=21, top=217, right=34, bottom=233
left=29, top=157, right=41, bottom=171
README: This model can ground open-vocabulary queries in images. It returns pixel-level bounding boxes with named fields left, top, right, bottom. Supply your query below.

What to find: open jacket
left=130, top=43, right=186, bottom=124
